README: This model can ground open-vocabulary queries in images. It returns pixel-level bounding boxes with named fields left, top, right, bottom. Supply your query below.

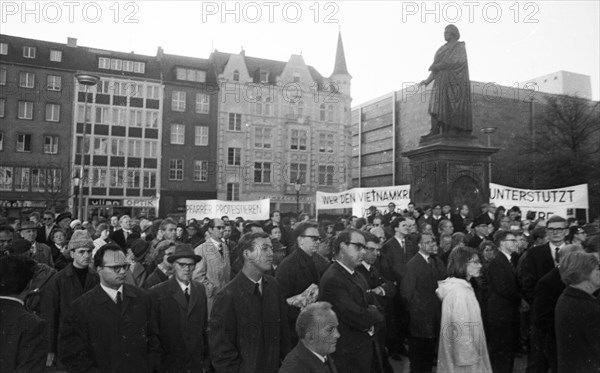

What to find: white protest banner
left=489, top=183, right=588, bottom=220
left=187, top=199, right=270, bottom=221
left=316, top=185, right=411, bottom=217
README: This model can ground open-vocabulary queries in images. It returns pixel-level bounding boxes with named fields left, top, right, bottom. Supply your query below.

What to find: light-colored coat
left=193, top=239, right=231, bottom=314
left=436, top=277, right=492, bottom=373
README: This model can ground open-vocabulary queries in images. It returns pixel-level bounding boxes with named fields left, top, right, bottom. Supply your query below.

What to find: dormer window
left=23, top=46, right=36, bottom=59
left=293, top=73, right=300, bottom=83
left=233, top=70, right=240, bottom=82
left=50, top=50, right=62, bottom=62
left=260, top=71, right=269, bottom=83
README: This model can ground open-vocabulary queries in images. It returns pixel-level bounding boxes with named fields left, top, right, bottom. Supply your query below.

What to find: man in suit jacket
left=36, top=210, right=57, bottom=245
left=209, top=231, right=291, bottom=373
left=280, top=302, right=340, bottom=373
left=451, top=204, right=470, bottom=233
left=487, top=231, right=522, bottom=373
left=111, top=215, right=140, bottom=249
left=41, top=231, right=99, bottom=368
left=59, top=244, right=155, bottom=373
left=400, top=232, right=447, bottom=373
left=468, top=215, right=490, bottom=250
left=0, top=255, right=48, bottom=373
left=193, top=218, right=231, bottom=315
left=318, top=229, right=385, bottom=373
left=381, top=216, right=418, bottom=357
left=149, top=244, right=209, bottom=373
left=276, top=221, right=322, bottom=344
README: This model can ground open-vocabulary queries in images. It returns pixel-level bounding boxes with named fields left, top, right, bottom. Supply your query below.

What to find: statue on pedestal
left=420, top=25, right=473, bottom=136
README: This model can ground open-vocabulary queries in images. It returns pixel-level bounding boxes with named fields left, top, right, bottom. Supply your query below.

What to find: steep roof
left=331, top=31, right=350, bottom=77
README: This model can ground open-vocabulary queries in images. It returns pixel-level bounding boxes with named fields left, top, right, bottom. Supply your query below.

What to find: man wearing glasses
left=487, top=231, right=522, bottom=373
left=193, top=218, right=231, bottom=315
left=41, top=230, right=99, bottom=369
left=59, top=243, right=154, bottom=373
left=149, top=244, right=209, bottom=373
left=318, top=229, right=385, bottom=373
left=276, top=221, right=322, bottom=344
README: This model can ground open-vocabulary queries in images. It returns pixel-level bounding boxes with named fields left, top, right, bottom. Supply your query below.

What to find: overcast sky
left=2, top=1, right=598, bottom=104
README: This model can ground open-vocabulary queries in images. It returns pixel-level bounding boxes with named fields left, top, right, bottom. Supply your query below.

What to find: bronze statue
left=420, top=25, right=473, bottom=136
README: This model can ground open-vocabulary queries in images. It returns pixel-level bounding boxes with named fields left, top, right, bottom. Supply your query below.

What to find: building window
left=133, top=62, right=145, bottom=73
left=112, top=108, right=127, bottom=126
left=92, top=168, right=107, bottom=187
left=93, top=106, right=109, bottom=124
left=233, top=70, right=239, bottom=82
left=290, top=129, right=307, bottom=151
left=0, top=43, right=7, bottom=55
left=110, top=138, right=125, bottom=156
left=94, top=137, right=109, bottom=155
left=145, top=111, right=159, bottom=128
left=126, top=170, right=140, bottom=188
left=130, top=109, right=143, bottom=127
left=147, top=85, right=159, bottom=99
left=254, top=162, right=272, bottom=183
left=18, top=102, right=33, bottom=120
left=297, top=100, right=304, bottom=117
left=0, top=132, right=3, bottom=150
left=97, top=80, right=110, bottom=94
left=0, top=68, right=6, bottom=85
left=0, top=99, right=4, bottom=118
left=171, top=91, right=186, bottom=112
left=228, top=113, right=242, bottom=131
left=259, top=71, right=269, bottom=83
left=143, top=170, right=156, bottom=189
left=16, top=134, right=32, bottom=152
left=194, top=160, right=208, bottom=181
left=110, top=169, right=124, bottom=187
left=110, top=59, right=122, bottom=70
left=23, top=46, right=36, bottom=59
left=195, top=126, right=209, bottom=146
left=319, top=133, right=334, bottom=153
left=169, top=159, right=184, bottom=180
left=265, top=97, right=272, bottom=115
left=255, top=97, right=263, bottom=115
left=195, top=93, right=209, bottom=114
left=47, top=75, right=62, bottom=91
left=254, top=127, right=272, bottom=148
left=31, top=168, right=46, bottom=192
left=128, top=139, right=142, bottom=157
left=290, top=163, right=307, bottom=184
left=49, top=50, right=62, bottom=62
left=44, top=136, right=58, bottom=154
left=227, top=183, right=239, bottom=200
left=327, top=104, right=334, bottom=122
left=0, top=166, right=12, bottom=190
left=122, top=60, right=134, bottom=72
left=176, top=68, right=206, bottom=82
left=45, top=104, right=60, bottom=122
left=227, top=147, right=241, bottom=165
left=14, top=167, right=30, bottom=191
left=144, top=140, right=158, bottom=158
left=170, top=124, right=185, bottom=145
left=46, top=169, right=62, bottom=193
left=320, top=104, right=326, bottom=121
left=318, top=165, right=335, bottom=186
left=99, top=57, right=111, bottom=69
left=19, top=72, right=35, bottom=88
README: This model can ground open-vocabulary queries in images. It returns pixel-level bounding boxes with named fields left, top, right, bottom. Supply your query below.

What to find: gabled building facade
left=210, top=32, right=353, bottom=214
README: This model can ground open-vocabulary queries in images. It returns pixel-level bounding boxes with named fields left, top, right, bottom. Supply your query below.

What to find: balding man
left=280, top=302, right=340, bottom=373
left=193, top=219, right=231, bottom=314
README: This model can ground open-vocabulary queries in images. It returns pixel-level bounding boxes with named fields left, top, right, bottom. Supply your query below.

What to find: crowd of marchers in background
left=1, top=201, right=599, bottom=373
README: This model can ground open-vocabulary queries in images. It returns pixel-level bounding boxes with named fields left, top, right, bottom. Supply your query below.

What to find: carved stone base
left=402, top=137, right=499, bottom=214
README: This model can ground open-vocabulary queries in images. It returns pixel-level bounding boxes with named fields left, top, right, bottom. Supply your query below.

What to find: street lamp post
left=294, top=178, right=302, bottom=217
left=75, top=73, right=100, bottom=221
left=480, top=126, right=497, bottom=184
left=73, top=176, right=80, bottom=219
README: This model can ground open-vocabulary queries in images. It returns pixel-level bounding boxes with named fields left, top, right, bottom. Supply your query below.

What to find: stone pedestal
left=402, top=134, right=499, bottom=213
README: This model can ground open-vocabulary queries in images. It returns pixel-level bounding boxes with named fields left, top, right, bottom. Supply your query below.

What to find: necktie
left=254, top=282, right=262, bottom=299
left=218, top=243, right=223, bottom=256
left=184, top=287, right=190, bottom=303
left=555, top=247, right=560, bottom=264
left=116, top=291, right=123, bottom=310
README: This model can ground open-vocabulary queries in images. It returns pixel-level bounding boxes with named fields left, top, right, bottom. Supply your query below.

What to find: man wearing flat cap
left=149, top=244, right=210, bottom=373
left=41, top=230, right=99, bottom=369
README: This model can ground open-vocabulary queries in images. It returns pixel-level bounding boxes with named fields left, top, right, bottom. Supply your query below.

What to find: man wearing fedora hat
left=148, top=244, right=210, bottom=372
left=18, top=221, right=54, bottom=267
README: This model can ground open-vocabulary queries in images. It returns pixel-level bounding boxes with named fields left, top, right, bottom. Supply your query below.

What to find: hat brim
left=167, top=254, right=202, bottom=263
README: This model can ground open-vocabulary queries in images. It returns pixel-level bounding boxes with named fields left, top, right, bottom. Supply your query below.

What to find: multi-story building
left=520, top=71, right=592, bottom=100
left=210, top=32, right=353, bottom=214
left=157, top=49, right=219, bottom=215
left=0, top=34, right=76, bottom=216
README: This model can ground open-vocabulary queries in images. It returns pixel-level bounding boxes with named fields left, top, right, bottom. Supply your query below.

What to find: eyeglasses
left=547, top=228, right=567, bottom=233
left=301, top=235, right=321, bottom=242
left=213, top=226, right=225, bottom=230
left=101, top=264, right=131, bottom=273
left=348, top=241, right=366, bottom=250
left=174, top=262, right=196, bottom=269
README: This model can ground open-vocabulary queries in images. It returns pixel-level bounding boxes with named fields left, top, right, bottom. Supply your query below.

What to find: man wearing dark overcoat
left=59, top=243, right=155, bottom=373
left=318, top=229, right=385, bottom=373
left=209, top=231, right=291, bottom=373
left=149, top=243, right=209, bottom=373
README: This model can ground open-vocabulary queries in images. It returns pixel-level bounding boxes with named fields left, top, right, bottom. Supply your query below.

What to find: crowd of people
left=0, top=201, right=599, bottom=373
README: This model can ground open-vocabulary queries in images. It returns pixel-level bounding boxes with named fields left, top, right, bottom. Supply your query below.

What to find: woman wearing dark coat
left=555, top=251, right=600, bottom=373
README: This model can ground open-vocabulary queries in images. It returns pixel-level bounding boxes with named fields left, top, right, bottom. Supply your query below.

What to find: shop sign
left=0, top=200, right=47, bottom=208
left=124, top=199, right=157, bottom=208
left=89, top=199, right=122, bottom=206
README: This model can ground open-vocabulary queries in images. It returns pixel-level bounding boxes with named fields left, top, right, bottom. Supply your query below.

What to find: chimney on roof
left=156, top=46, right=164, bottom=61
left=67, top=37, right=77, bottom=47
